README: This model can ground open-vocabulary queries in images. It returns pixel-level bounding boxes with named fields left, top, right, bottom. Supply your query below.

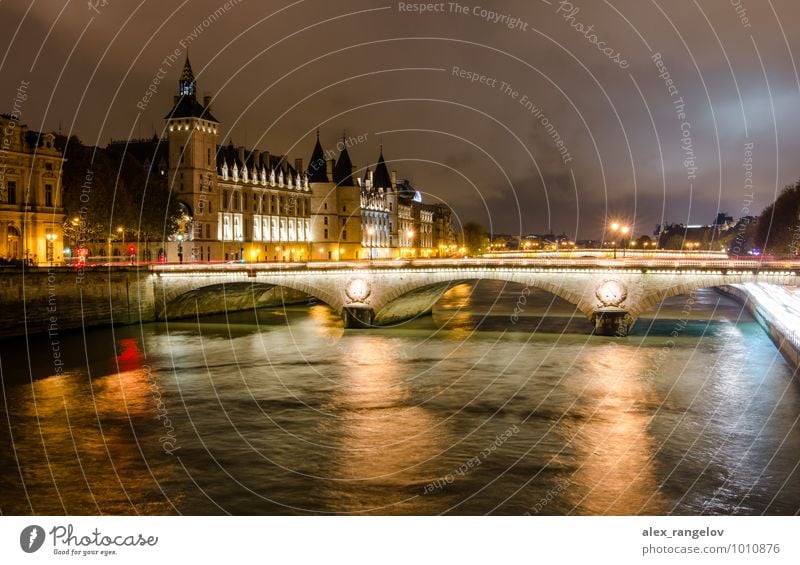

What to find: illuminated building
left=0, top=114, right=65, bottom=264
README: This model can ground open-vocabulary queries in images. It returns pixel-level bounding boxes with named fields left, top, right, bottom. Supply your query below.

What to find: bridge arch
left=154, top=275, right=340, bottom=320
left=629, top=275, right=790, bottom=319
left=368, top=271, right=595, bottom=327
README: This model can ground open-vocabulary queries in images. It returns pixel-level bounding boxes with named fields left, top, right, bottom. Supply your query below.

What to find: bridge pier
left=592, top=309, right=632, bottom=337
left=342, top=306, right=375, bottom=329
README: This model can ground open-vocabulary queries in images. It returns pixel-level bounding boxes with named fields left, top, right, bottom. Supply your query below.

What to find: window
left=342, top=230, right=347, bottom=239
left=45, top=184, right=53, bottom=207
left=208, top=201, right=212, bottom=213
left=233, top=214, right=243, bottom=240
left=324, top=216, right=328, bottom=225
left=45, top=162, right=53, bottom=171
left=7, top=181, right=15, bottom=204
left=223, top=190, right=228, bottom=210
left=342, top=205, right=346, bottom=212
left=205, top=224, right=210, bottom=239
left=207, top=148, right=211, bottom=166
left=324, top=229, right=328, bottom=239
left=324, top=202, right=328, bottom=210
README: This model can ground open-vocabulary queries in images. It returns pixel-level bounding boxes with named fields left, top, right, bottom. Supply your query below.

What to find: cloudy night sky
left=1, top=0, right=798, bottom=239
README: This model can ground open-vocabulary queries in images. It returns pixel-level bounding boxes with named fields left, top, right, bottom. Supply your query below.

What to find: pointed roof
left=307, top=130, right=328, bottom=182
left=165, top=53, right=219, bottom=122
left=373, top=145, right=392, bottom=188
left=332, top=145, right=354, bottom=186
left=180, top=55, right=195, bottom=86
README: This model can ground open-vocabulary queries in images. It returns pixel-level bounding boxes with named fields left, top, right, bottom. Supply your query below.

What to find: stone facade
left=3, top=262, right=798, bottom=337
left=114, top=56, right=455, bottom=263
left=0, top=115, right=65, bottom=264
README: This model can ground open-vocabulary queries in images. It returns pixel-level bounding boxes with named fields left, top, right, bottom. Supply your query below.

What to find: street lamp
left=608, top=222, right=630, bottom=259
left=45, top=233, right=57, bottom=266
left=176, top=233, right=184, bottom=264
left=117, top=227, right=125, bottom=263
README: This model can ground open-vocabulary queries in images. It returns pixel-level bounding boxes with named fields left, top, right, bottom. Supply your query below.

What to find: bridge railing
left=147, top=257, right=800, bottom=273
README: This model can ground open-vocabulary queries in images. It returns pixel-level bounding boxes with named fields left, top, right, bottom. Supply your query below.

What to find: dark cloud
left=2, top=0, right=798, bottom=237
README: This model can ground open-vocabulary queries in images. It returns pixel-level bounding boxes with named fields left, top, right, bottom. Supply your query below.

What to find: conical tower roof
left=332, top=136, right=355, bottom=186
left=306, top=130, right=328, bottom=183
left=373, top=145, right=392, bottom=189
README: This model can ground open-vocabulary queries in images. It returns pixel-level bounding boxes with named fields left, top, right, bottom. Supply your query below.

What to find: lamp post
left=45, top=233, right=57, bottom=266
left=117, top=227, right=124, bottom=263
left=610, top=222, right=619, bottom=259
left=177, top=233, right=184, bottom=264
left=608, top=222, right=630, bottom=259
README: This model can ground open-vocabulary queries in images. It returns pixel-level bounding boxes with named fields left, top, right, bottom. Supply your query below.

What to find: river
left=1, top=281, right=798, bottom=515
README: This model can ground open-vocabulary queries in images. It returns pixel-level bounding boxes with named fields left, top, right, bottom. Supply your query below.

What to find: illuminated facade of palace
left=0, top=114, right=65, bottom=264
left=117, top=55, right=455, bottom=262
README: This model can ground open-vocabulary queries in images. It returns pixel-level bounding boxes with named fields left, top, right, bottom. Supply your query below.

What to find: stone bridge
left=151, top=258, right=800, bottom=335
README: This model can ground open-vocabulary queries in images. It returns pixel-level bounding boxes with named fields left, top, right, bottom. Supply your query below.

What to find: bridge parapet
left=148, top=261, right=800, bottom=334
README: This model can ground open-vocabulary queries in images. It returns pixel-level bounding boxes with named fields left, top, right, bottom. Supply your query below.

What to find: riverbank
left=718, top=284, right=800, bottom=371
left=0, top=268, right=308, bottom=338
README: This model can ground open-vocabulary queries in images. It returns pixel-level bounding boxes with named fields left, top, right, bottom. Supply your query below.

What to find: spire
left=307, top=129, right=328, bottom=183
left=164, top=51, right=219, bottom=122
left=373, top=145, right=392, bottom=189
left=179, top=53, right=196, bottom=97
left=332, top=142, right=354, bottom=186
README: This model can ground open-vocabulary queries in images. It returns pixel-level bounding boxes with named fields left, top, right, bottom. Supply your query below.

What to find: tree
left=460, top=221, right=489, bottom=256
left=664, top=235, right=684, bottom=250
left=754, top=181, right=800, bottom=255
left=61, top=137, right=181, bottom=254
left=61, top=137, right=131, bottom=245
left=121, top=154, right=180, bottom=245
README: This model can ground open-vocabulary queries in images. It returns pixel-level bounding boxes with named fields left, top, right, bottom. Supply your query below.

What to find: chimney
left=203, top=93, right=213, bottom=112
left=237, top=146, right=245, bottom=165
left=252, top=149, right=261, bottom=169
left=391, top=170, right=397, bottom=187
left=264, top=151, right=271, bottom=170
left=295, top=158, right=303, bottom=173
left=326, top=159, right=334, bottom=179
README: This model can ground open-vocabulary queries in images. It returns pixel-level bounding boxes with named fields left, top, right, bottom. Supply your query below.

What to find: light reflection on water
left=0, top=282, right=798, bottom=515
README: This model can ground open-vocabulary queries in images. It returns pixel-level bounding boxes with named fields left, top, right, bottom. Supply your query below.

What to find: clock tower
left=165, top=55, right=220, bottom=260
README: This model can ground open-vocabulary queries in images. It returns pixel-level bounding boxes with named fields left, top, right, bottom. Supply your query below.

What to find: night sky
left=2, top=0, right=799, bottom=239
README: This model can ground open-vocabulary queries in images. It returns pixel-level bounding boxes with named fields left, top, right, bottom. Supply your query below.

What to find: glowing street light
left=45, top=233, right=58, bottom=266
left=608, top=221, right=630, bottom=259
